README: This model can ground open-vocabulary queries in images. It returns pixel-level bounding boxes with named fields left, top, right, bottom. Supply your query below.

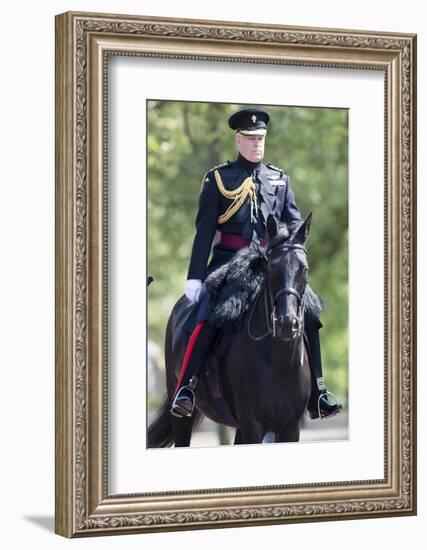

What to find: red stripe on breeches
left=173, top=321, right=205, bottom=397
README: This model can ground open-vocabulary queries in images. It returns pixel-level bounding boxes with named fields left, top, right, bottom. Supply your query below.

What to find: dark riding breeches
left=173, top=321, right=219, bottom=396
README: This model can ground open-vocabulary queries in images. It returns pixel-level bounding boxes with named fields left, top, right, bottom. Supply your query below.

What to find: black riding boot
left=304, top=311, right=343, bottom=420
left=170, top=321, right=219, bottom=418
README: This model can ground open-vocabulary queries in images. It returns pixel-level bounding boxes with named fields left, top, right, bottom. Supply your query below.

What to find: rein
left=247, top=243, right=307, bottom=341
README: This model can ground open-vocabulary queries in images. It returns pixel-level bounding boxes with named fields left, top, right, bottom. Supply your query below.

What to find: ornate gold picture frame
left=55, top=11, right=416, bottom=537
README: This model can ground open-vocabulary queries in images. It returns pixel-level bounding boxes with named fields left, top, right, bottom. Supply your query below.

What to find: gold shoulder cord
left=214, top=170, right=258, bottom=224
left=200, top=162, right=229, bottom=191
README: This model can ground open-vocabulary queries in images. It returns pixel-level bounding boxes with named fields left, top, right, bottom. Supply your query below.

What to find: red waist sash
left=219, top=233, right=265, bottom=249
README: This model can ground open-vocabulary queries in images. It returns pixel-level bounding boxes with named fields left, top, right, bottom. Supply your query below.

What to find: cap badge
left=251, top=115, right=257, bottom=123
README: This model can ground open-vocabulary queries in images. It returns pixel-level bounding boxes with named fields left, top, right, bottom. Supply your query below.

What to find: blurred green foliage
left=147, top=101, right=348, bottom=404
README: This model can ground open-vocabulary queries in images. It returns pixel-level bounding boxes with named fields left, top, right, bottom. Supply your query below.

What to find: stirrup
left=316, top=390, right=341, bottom=420
left=170, top=385, right=196, bottom=418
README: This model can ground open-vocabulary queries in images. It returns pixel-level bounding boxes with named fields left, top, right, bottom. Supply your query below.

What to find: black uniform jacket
left=187, top=153, right=303, bottom=282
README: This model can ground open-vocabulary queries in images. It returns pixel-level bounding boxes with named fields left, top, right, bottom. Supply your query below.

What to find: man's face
left=235, top=132, right=266, bottom=163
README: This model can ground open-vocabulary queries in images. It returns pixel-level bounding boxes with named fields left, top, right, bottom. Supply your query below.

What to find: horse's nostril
left=279, top=315, right=299, bottom=334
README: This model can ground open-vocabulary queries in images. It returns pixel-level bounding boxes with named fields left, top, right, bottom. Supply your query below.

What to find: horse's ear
left=266, top=214, right=279, bottom=240
left=293, top=212, right=312, bottom=244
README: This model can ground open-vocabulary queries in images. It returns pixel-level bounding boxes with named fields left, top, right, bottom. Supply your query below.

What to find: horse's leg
left=234, top=429, right=243, bottom=444
left=275, top=421, right=301, bottom=443
left=171, top=410, right=201, bottom=447
left=233, top=420, right=265, bottom=445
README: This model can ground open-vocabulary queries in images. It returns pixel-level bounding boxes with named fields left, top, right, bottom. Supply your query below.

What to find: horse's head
left=265, top=213, right=312, bottom=342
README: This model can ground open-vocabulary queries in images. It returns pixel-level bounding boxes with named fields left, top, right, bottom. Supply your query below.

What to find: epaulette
left=200, top=160, right=231, bottom=190
left=266, top=163, right=287, bottom=177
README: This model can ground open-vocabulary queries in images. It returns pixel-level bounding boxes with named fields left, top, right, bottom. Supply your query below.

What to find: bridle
left=248, top=243, right=307, bottom=341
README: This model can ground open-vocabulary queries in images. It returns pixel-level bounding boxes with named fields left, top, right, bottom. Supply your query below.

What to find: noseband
left=248, top=243, right=307, bottom=341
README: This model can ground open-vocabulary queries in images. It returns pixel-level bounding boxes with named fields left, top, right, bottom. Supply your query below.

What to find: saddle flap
left=204, top=354, right=239, bottom=428
left=212, top=324, right=235, bottom=358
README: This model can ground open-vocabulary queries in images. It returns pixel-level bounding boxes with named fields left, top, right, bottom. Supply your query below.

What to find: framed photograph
left=55, top=11, right=417, bottom=537
left=146, top=99, right=349, bottom=451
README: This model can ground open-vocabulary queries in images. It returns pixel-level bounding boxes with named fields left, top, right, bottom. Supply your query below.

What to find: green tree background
left=147, top=101, right=348, bottom=413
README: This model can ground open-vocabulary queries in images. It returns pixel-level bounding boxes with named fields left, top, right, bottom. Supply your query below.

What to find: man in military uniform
left=171, top=107, right=342, bottom=421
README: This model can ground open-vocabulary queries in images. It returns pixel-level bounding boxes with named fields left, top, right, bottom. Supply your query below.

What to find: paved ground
left=300, top=409, right=348, bottom=442
left=190, top=409, right=349, bottom=447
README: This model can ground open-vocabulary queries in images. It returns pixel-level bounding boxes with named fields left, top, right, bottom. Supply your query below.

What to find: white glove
left=184, top=279, right=203, bottom=303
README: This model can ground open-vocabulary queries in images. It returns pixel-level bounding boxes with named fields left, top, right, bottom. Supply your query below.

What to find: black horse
left=148, top=214, right=315, bottom=447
